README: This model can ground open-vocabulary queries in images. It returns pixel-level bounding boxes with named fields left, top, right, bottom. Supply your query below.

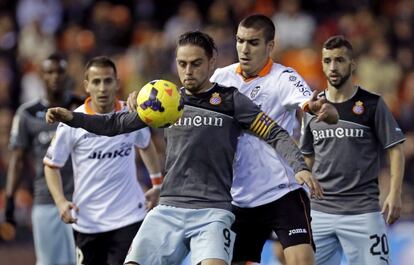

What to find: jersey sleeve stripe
left=383, top=138, right=406, bottom=149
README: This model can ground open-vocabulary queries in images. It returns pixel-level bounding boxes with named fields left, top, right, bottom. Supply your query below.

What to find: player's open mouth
left=329, top=74, right=339, bottom=80
left=97, top=96, right=108, bottom=101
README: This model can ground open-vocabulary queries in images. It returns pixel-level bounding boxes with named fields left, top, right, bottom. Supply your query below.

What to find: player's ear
left=351, top=59, right=357, bottom=74
left=266, top=39, right=275, bottom=54
left=209, top=55, right=217, bottom=71
left=83, top=79, right=90, bottom=93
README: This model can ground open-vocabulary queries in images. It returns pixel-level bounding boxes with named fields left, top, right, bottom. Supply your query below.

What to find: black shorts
left=74, top=221, right=142, bottom=265
left=231, top=188, right=315, bottom=262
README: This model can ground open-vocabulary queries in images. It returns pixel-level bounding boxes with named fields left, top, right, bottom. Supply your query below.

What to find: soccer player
left=44, top=31, right=321, bottom=265
left=300, top=35, right=405, bottom=264
left=43, top=56, right=162, bottom=265
left=209, top=14, right=338, bottom=265
left=5, top=53, right=79, bottom=265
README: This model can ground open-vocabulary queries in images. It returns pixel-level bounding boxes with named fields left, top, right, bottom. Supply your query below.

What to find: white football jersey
left=211, top=59, right=312, bottom=207
left=44, top=98, right=150, bottom=233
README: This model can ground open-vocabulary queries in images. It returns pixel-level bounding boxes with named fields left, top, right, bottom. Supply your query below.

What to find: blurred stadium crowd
left=0, top=0, right=413, bottom=251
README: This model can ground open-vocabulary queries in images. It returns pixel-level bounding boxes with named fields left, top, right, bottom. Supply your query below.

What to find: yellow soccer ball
left=136, top=79, right=184, bottom=128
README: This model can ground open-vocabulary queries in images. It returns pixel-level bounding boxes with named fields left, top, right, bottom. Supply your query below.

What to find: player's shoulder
left=353, top=86, right=383, bottom=110
left=355, top=86, right=381, bottom=101
left=16, top=99, right=45, bottom=117
left=73, top=104, right=87, bottom=113
left=214, top=83, right=238, bottom=95
left=211, top=63, right=239, bottom=81
left=271, top=63, right=302, bottom=79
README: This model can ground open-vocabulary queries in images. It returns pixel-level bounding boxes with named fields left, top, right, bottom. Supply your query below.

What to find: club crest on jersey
left=250, top=86, right=261, bottom=99
left=209, top=92, right=222, bottom=105
left=352, top=101, right=364, bottom=115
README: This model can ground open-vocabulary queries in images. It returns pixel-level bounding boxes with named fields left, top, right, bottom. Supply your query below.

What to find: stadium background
left=0, top=0, right=413, bottom=264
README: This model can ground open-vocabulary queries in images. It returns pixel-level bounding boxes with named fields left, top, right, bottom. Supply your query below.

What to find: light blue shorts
left=124, top=205, right=236, bottom=265
left=311, top=210, right=391, bottom=265
left=32, top=204, right=76, bottom=265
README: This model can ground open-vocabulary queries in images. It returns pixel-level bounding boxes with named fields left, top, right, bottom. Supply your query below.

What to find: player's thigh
left=337, top=212, right=390, bottom=265
left=107, top=221, right=142, bottom=265
left=74, top=230, right=107, bottom=265
left=124, top=205, right=189, bottom=265
left=231, top=204, right=272, bottom=263
left=32, top=204, right=76, bottom=265
left=311, top=210, right=342, bottom=265
left=188, top=208, right=235, bottom=265
left=274, top=189, right=314, bottom=251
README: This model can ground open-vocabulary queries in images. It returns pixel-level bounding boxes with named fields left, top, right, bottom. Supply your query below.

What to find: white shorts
left=311, top=210, right=390, bottom=265
left=32, top=204, right=76, bottom=265
left=124, top=204, right=236, bottom=265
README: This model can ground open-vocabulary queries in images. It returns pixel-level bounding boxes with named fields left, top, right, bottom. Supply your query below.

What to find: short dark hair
left=177, top=31, right=217, bottom=59
left=239, top=14, right=275, bottom=42
left=43, top=52, right=67, bottom=70
left=323, top=35, right=354, bottom=58
left=84, top=56, right=117, bottom=80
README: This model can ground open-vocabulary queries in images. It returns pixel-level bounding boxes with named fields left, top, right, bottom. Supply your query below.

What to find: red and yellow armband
left=250, top=112, right=276, bottom=138
left=150, top=173, right=163, bottom=190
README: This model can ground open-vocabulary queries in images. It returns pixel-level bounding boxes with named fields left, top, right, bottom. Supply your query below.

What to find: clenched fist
left=45, top=107, right=74, bottom=124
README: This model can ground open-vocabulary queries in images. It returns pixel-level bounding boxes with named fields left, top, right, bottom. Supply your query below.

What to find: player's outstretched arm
left=46, top=107, right=73, bottom=124
left=46, top=108, right=148, bottom=137
left=307, top=90, right=339, bottom=124
left=381, top=143, right=405, bottom=224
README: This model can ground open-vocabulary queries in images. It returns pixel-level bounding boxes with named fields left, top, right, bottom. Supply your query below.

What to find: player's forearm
left=65, top=111, right=147, bottom=136
left=5, top=151, right=24, bottom=197
left=44, top=165, right=67, bottom=205
left=388, top=144, right=405, bottom=195
left=265, top=124, right=309, bottom=173
left=139, top=141, right=162, bottom=175
left=304, top=155, right=315, bottom=170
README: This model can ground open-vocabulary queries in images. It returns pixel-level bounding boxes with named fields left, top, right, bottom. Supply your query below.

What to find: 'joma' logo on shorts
left=288, top=228, right=307, bottom=236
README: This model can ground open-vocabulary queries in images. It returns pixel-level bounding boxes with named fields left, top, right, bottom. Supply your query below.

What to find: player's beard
left=328, top=65, right=352, bottom=89
left=184, top=76, right=210, bottom=94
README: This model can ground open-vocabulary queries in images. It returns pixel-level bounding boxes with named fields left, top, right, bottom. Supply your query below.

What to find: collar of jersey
left=236, top=58, right=273, bottom=82
left=84, top=97, right=122, bottom=114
